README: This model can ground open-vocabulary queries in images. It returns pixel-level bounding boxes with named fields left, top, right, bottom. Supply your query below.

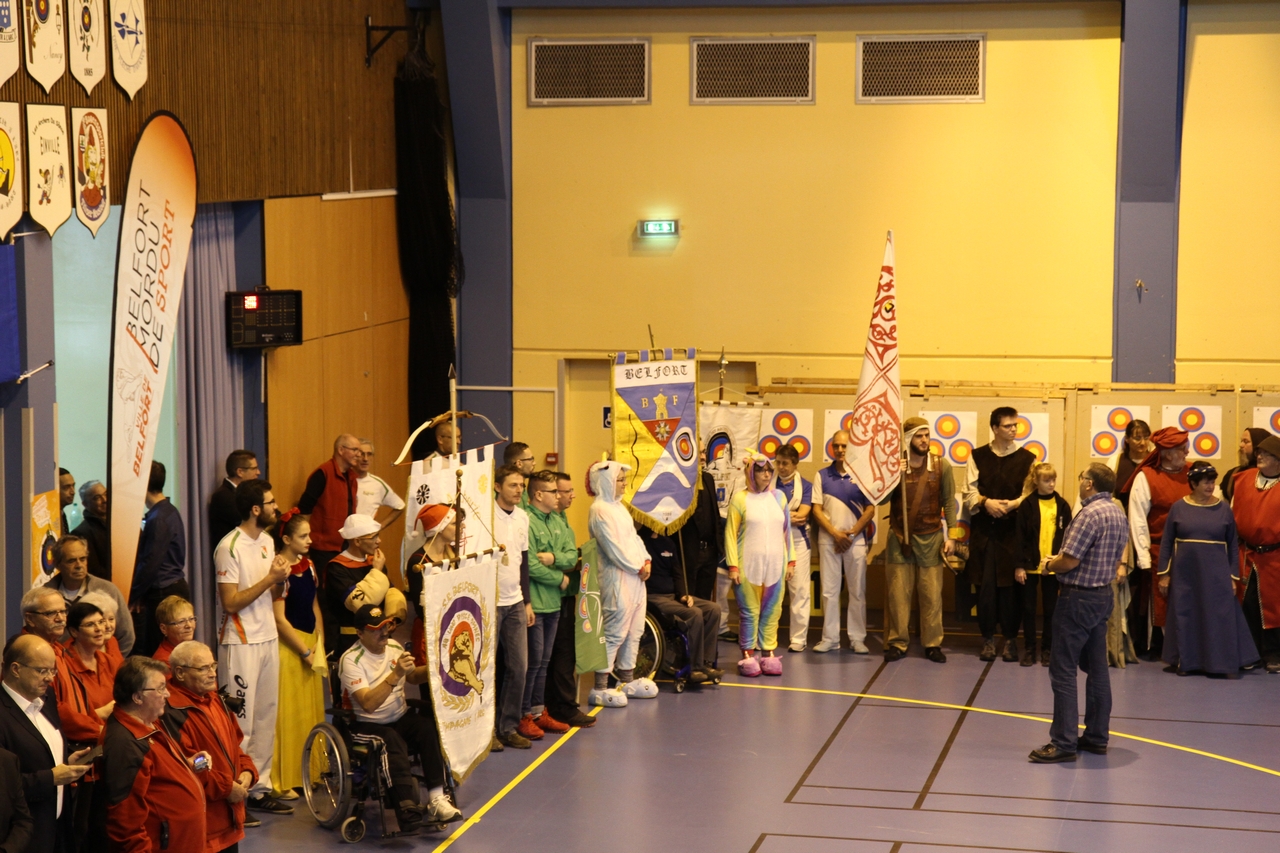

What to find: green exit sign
left=637, top=219, right=679, bottom=237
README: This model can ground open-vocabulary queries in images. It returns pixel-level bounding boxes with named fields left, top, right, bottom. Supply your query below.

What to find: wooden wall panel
left=0, top=1, right=411, bottom=204
left=266, top=195, right=409, bottom=562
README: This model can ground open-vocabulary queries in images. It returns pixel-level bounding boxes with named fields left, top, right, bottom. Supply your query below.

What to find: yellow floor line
left=431, top=706, right=604, bottom=851
left=721, top=681, right=1280, bottom=778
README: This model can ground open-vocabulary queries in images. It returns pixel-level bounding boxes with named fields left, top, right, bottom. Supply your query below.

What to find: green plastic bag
left=574, top=539, right=609, bottom=675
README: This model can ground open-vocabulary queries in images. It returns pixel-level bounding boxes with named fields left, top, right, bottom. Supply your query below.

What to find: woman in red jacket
left=65, top=600, right=121, bottom=848
left=164, top=641, right=260, bottom=852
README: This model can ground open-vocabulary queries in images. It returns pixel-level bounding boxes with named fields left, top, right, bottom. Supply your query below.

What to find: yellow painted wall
left=1178, top=0, right=1280, bottom=383
left=510, top=4, right=1121, bottom=499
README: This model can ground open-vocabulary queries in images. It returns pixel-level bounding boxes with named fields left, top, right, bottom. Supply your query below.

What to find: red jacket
left=163, top=682, right=259, bottom=853
left=152, top=638, right=178, bottom=665
left=299, top=458, right=358, bottom=552
left=102, top=708, right=207, bottom=853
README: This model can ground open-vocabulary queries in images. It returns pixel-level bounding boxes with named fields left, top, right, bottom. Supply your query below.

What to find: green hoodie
left=526, top=505, right=579, bottom=613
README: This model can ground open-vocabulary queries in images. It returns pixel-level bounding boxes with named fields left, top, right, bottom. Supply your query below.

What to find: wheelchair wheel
left=303, top=722, right=352, bottom=830
left=628, top=613, right=665, bottom=682
left=340, top=816, right=366, bottom=844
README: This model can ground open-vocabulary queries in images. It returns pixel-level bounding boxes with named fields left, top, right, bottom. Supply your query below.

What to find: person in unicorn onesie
left=587, top=459, right=658, bottom=707
left=725, top=453, right=796, bottom=676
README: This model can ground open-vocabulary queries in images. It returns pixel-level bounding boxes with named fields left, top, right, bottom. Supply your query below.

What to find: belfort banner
left=107, top=112, right=196, bottom=596
left=421, top=553, right=498, bottom=782
left=611, top=347, right=700, bottom=533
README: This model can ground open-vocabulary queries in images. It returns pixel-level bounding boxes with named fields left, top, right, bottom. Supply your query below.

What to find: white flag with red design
left=848, top=231, right=903, bottom=503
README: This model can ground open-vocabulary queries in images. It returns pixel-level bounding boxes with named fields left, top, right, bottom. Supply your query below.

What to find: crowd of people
left=4, top=406, right=1279, bottom=850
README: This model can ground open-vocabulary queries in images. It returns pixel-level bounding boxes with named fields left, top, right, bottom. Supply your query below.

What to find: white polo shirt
left=340, top=639, right=407, bottom=724
left=356, top=473, right=407, bottom=518
left=492, top=501, right=529, bottom=607
left=214, top=528, right=279, bottom=645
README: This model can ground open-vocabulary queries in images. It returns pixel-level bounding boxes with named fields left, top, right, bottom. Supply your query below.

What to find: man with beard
left=1124, top=427, right=1191, bottom=659
left=214, top=479, right=292, bottom=816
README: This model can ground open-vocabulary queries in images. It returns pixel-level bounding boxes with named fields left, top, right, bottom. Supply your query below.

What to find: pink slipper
left=737, top=656, right=762, bottom=677
left=761, top=655, right=783, bottom=676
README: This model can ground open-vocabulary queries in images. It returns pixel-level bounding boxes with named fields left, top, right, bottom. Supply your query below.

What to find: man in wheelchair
left=339, top=604, right=461, bottom=830
left=638, top=527, right=724, bottom=684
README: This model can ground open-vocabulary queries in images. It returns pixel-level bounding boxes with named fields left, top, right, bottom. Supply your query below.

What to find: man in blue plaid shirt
left=1030, top=462, right=1129, bottom=763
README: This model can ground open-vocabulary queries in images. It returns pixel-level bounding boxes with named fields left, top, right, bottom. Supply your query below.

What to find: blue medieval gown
left=1159, top=498, right=1260, bottom=674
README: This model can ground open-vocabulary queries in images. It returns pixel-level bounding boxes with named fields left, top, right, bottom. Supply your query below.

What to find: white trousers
left=717, top=567, right=732, bottom=634
left=786, top=540, right=813, bottom=648
left=600, top=570, right=647, bottom=673
left=219, top=639, right=280, bottom=796
left=818, top=537, right=868, bottom=646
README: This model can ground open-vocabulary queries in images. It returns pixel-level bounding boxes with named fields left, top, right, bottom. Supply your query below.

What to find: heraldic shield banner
left=611, top=347, right=701, bottom=533
left=421, top=553, right=497, bottom=782
left=401, top=446, right=496, bottom=569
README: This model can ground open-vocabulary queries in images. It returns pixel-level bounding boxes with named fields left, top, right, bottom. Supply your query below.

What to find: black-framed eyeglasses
left=16, top=662, right=56, bottom=677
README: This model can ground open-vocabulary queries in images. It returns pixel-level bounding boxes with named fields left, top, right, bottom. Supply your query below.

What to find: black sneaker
left=883, top=646, right=905, bottom=662
left=1020, top=647, right=1036, bottom=667
left=1028, top=743, right=1077, bottom=763
left=562, top=711, right=597, bottom=728
left=1002, top=639, right=1020, bottom=662
left=246, top=795, right=294, bottom=815
left=701, top=665, right=724, bottom=680
left=718, top=630, right=739, bottom=643
left=1040, top=646, right=1051, bottom=666
left=689, top=669, right=709, bottom=684
left=924, top=646, right=947, bottom=663
left=243, top=814, right=262, bottom=828
left=979, top=639, right=997, bottom=661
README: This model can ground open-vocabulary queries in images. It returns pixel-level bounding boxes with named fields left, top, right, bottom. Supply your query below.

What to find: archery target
left=823, top=410, right=853, bottom=462
left=1013, top=413, right=1051, bottom=462
left=773, top=411, right=798, bottom=436
left=1254, top=407, right=1280, bottom=435
left=921, top=411, right=978, bottom=467
left=1162, top=405, right=1222, bottom=459
left=674, top=427, right=697, bottom=463
left=1089, top=405, right=1150, bottom=460
left=788, top=435, right=812, bottom=461
left=758, top=435, right=783, bottom=458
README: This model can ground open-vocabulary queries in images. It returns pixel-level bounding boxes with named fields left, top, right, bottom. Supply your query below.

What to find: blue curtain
left=0, top=244, right=18, bottom=384
left=176, top=204, right=244, bottom=644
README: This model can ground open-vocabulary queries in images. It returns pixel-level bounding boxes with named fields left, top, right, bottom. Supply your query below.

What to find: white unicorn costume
left=587, top=460, right=659, bottom=706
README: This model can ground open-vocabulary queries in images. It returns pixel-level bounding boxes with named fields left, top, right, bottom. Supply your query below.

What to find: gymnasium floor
left=243, top=618, right=1280, bottom=852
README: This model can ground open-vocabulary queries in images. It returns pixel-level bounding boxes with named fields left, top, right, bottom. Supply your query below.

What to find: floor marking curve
left=720, top=681, right=1280, bottom=778
left=431, top=706, right=604, bottom=852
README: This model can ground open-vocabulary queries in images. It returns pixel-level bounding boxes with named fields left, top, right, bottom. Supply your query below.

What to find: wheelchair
left=628, top=607, right=721, bottom=693
left=300, top=699, right=460, bottom=843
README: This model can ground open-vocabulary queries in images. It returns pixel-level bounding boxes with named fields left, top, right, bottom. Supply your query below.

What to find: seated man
left=339, top=605, right=461, bottom=831
left=638, top=527, right=724, bottom=683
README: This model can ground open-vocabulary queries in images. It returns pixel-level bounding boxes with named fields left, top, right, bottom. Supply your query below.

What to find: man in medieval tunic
left=966, top=407, right=1036, bottom=662
left=884, top=417, right=956, bottom=664
left=1124, top=426, right=1191, bottom=660
left=1231, top=432, right=1280, bottom=672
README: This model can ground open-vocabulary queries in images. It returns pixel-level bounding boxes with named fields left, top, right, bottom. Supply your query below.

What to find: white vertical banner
left=109, top=0, right=146, bottom=98
left=69, top=0, right=106, bottom=94
left=71, top=107, right=109, bottom=236
left=699, top=401, right=763, bottom=517
left=402, top=446, right=496, bottom=568
left=847, top=231, right=902, bottom=503
left=25, top=103, right=71, bottom=236
left=107, top=112, right=196, bottom=596
left=420, top=553, right=497, bottom=782
left=0, top=3, right=19, bottom=86
left=22, top=0, right=66, bottom=92
left=0, top=102, right=23, bottom=239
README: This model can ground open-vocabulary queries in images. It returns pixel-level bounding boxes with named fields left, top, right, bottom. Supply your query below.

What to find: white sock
left=428, top=786, right=444, bottom=800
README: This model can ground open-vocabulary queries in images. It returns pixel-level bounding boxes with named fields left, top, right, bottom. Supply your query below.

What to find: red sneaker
left=533, top=712, right=570, bottom=733
left=517, top=714, right=545, bottom=740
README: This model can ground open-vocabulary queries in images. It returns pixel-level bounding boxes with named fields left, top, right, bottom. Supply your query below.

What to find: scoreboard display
left=225, top=290, right=303, bottom=348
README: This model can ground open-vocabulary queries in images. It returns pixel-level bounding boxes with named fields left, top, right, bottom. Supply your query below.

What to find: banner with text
left=107, top=112, right=196, bottom=596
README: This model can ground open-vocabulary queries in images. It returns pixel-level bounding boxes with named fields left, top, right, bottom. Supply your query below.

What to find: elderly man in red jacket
left=164, top=641, right=260, bottom=851
left=102, top=657, right=207, bottom=853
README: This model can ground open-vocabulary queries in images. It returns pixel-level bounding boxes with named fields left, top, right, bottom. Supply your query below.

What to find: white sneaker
left=425, top=793, right=462, bottom=824
left=789, top=644, right=806, bottom=653
left=588, top=688, right=628, bottom=707
left=851, top=641, right=870, bottom=655
left=813, top=640, right=839, bottom=653
left=621, top=678, right=658, bottom=699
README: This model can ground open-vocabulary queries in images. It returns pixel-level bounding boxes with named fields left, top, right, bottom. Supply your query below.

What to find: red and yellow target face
left=1271, top=410, right=1280, bottom=434
left=1194, top=433, right=1219, bottom=457
left=841, top=412, right=855, bottom=433
left=1093, top=432, right=1118, bottom=456
left=788, top=436, right=811, bottom=460
left=934, top=414, right=960, bottom=439
left=676, top=434, right=695, bottom=460
left=1107, top=407, right=1133, bottom=431
left=1024, top=441, right=1047, bottom=462
left=773, top=411, right=797, bottom=436
left=1013, top=416, right=1032, bottom=440
left=956, top=520, right=971, bottom=543
left=929, top=439, right=946, bottom=458
left=949, top=439, right=974, bottom=465
left=1178, top=407, right=1205, bottom=432
left=758, top=436, right=782, bottom=458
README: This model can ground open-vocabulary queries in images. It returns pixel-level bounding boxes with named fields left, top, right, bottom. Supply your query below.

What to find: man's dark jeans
left=495, top=603, right=528, bottom=737
left=1048, top=585, right=1113, bottom=753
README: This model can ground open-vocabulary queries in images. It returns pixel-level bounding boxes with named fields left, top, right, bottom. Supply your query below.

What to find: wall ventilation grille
left=691, top=37, right=816, bottom=104
left=528, top=38, right=650, bottom=105
left=856, top=34, right=985, bottom=104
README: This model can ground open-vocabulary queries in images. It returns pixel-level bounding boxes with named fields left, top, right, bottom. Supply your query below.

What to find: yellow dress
left=272, top=558, right=327, bottom=795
